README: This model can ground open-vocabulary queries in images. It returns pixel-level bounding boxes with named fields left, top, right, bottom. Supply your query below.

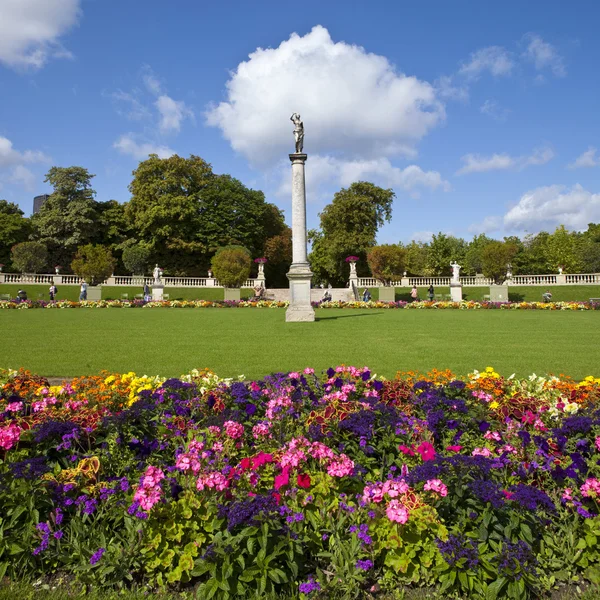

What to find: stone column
left=286, top=153, right=315, bottom=322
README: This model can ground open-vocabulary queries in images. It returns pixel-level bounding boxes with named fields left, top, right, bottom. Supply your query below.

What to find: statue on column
left=290, top=113, right=304, bottom=153
left=153, top=264, right=163, bottom=285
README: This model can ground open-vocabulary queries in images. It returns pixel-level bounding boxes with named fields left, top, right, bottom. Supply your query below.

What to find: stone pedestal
left=450, top=283, right=463, bottom=302
left=379, top=286, right=396, bottom=302
left=224, top=288, right=241, bottom=302
left=87, top=286, right=102, bottom=301
left=556, top=274, right=567, bottom=285
left=490, top=284, right=508, bottom=302
left=286, top=153, right=315, bottom=322
left=152, top=284, right=164, bottom=301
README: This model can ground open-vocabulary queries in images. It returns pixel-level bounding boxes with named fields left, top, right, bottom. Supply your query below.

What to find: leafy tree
left=579, top=223, right=600, bottom=273
left=11, top=241, right=48, bottom=273
left=545, top=225, right=583, bottom=273
left=308, top=182, right=395, bottom=286
left=71, top=244, right=116, bottom=284
left=427, top=233, right=467, bottom=276
left=31, top=167, right=99, bottom=269
left=126, top=155, right=285, bottom=276
left=520, top=232, right=551, bottom=274
left=481, top=241, right=518, bottom=284
left=264, top=228, right=292, bottom=288
left=122, top=243, right=152, bottom=275
left=0, top=200, right=31, bottom=270
left=94, top=200, right=132, bottom=272
left=403, top=241, right=432, bottom=276
left=367, top=245, right=406, bottom=285
left=211, top=246, right=252, bottom=288
left=463, top=234, right=494, bottom=275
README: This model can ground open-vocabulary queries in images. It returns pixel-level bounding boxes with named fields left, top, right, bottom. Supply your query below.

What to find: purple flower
left=299, top=578, right=321, bottom=594
left=90, top=548, right=106, bottom=565
left=356, top=559, right=373, bottom=571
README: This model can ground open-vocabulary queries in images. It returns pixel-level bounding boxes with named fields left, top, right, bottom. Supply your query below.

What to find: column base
left=286, top=267, right=315, bottom=322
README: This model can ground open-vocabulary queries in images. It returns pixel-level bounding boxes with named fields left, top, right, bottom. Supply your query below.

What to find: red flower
left=416, top=441, right=435, bottom=461
left=239, top=457, right=252, bottom=471
left=272, top=492, right=281, bottom=504
left=398, top=444, right=415, bottom=456
left=446, top=445, right=462, bottom=453
left=297, top=473, right=311, bottom=489
left=274, top=467, right=290, bottom=490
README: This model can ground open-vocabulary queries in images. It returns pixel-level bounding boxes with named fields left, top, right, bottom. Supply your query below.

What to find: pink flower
left=303, top=368, right=315, bottom=375
left=223, top=420, right=244, bottom=439
left=596, top=437, right=600, bottom=452
left=423, top=479, right=448, bottom=497
left=252, top=452, right=274, bottom=469
left=288, top=372, right=300, bottom=379
left=398, top=444, right=415, bottom=456
left=208, top=426, right=221, bottom=435
left=196, top=472, right=228, bottom=492
left=133, top=465, right=165, bottom=512
left=252, top=422, right=272, bottom=439
left=416, top=441, right=435, bottom=462
left=382, top=479, right=410, bottom=498
left=386, top=499, right=409, bottom=524
left=581, top=478, right=600, bottom=498
left=562, top=488, right=573, bottom=501
left=5, top=402, right=23, bottom=412
left=0, top=423, right=21, bottom=450
left=362, top=483, right=384, bottom=504
left=484, top=431, right=502, bottom=442
left=326, top=455, right=354, bottom=477
left=472, top=447, right=492, bottom=457
left=446, top=445, right=462, bottom=453
left=274, top=467, right=290, bottom=490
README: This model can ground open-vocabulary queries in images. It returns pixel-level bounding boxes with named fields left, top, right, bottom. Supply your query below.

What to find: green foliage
left=403, top=241, right=432, bottom=277
left=0, top=200, right=31, bottom=271
left=121, top=244, right=151, bottom=275
left=463, top=234, right=495, bottom=275
left=10, top=241, right=48, bottom=273
left=71, top=244, right=116, bottom=284
left=367, top=244, right=406, bottom=285
left=211, top=246, right=252, bottom=288
left=546, top=225, right=583, bottom=273
left=31, top=167, right=99, bottom=269
left=263, top=228, right=292, bottom=288
left=427, top=233, right=467, bottom=276
left=309, top=182, right=395, bottom=286
left=481, top=241, right=518, bottom=284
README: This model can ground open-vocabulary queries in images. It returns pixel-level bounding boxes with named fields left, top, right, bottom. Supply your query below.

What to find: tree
left=427, top=233, right=467, bottom=276
left=71, top=244, right=116, bottom=284
left=31, top=167, right=99, bottom=269
left=579, top=223, right=600, bottom=273
left=308, top=182, right=395, bottom=286
left=264, top=228, right=292, bottom=288
left=211, top=246, right=252, bottom=288
left=463, top=234, right=494, bottom=275
left=94, top=200, right=132, bottom=272
left=403, top=241, right=432, bottom=276
left=481, top=241, right=518, bottom=284
left=545, top=225, right=583, bottom=273
left=367, top=245, right=406, bottom=286
left=126, top=155, right=285, bottom=276
left=519, top=232, right=551, bottom=274
left=0, top=200, right=31, bottom=270
left=122, top=244, right=152, bottom=275
left=11, top=241, right=48, bottom=273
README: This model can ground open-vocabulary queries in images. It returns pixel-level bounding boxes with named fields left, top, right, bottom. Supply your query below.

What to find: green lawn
left=2, top=284, right=600, bottom=303
left=1, top=308, right=598, bottom=379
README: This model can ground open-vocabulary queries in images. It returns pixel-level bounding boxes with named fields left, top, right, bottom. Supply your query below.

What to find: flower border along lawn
left=2, top=366, right=600, bottom=599
left=1, top=308, right=599, bottom=379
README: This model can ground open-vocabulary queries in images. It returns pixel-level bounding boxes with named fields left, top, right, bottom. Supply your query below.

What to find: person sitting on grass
left=321, top=285, right=333, bottom=302
left=17, top=289, right=27, bottom=303
left=542, top=290, right=553, bottom=303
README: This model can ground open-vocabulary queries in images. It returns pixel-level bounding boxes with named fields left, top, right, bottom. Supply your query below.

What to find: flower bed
left=1, top=298, right=598, bottom=310
left=1, top=366, right=600, bottom=599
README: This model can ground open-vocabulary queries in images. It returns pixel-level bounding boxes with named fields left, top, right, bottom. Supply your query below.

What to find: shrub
left=122, top=244, right=152, bottom=276
left=211, top=246, right=251, bottom=288
left=482, top=242, right=518, bottom=284
left=10, top=241, right=48, bottom=273
left=71, top=244, right=116, bottom=284
left=367, top=244, right=406, bottom=286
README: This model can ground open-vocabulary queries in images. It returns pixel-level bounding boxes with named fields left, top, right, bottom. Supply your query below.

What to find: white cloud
left=504, top=184, right=600, bottom=231
left=142, top=65, right=162, bottom=95
left=458, top=46, right=514, bottom=79
left=457, top=146, right=554, bottom=175
left=480, top=99, right=510, bottom=121
left=411, top=231, right=434, bottom=243
left=522, top=34, right=566, bottom=77
left=0, top=0, right=80, bottom=70
left=113, top=134, right=176, bottom=160
left=0, top=135, right=50, bottom=191
left=277, top=155, right=449, bottom=203
left=109, top=90, right=152, bottom=121
left=468, top=215, right=503, bottom=234
left=206, top=25, right=445, bottom=164
left=156, top=95, right=194, bottom=134
left=435, top=75, right=469, bottom=102
left=568, top=147, right=599, bottom=169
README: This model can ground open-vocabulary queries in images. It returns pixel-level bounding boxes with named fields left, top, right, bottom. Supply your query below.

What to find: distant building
left=33, top=194, right=50, bottom=214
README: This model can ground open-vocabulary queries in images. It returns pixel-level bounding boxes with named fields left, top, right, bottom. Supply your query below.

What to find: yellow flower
left=490, top=401, right=499, bottom=409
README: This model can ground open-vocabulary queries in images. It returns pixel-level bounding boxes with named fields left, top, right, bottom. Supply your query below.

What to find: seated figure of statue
left=252, top=284, right=265, bottom=300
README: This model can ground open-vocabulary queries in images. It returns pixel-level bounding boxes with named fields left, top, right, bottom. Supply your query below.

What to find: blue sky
left=1, top=0, right=599, bottom=244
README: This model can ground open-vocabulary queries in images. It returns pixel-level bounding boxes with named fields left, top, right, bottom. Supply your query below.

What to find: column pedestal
left=450, top=282, right=463, bottom=302
left=152, top=284, right=164, bottom=301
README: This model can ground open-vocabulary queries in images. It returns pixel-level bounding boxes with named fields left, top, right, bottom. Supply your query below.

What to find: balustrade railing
left=510, top=275, right=557, bottom=286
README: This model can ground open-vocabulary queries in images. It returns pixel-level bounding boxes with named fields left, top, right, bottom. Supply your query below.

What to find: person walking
left=49, top=284, right=58, bottom=301
left=79, top=280, right=88, bottom=301
left=143, top=283, right=151, bottom=301
left=410, top=285, right=418, bottom=302
left=362, top=288, right=372, bottom=302
left=427, top=284, right=434, bottom=302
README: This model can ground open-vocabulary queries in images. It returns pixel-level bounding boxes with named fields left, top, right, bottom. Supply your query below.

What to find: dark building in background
left=33, top=194, right=50, bottom=214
